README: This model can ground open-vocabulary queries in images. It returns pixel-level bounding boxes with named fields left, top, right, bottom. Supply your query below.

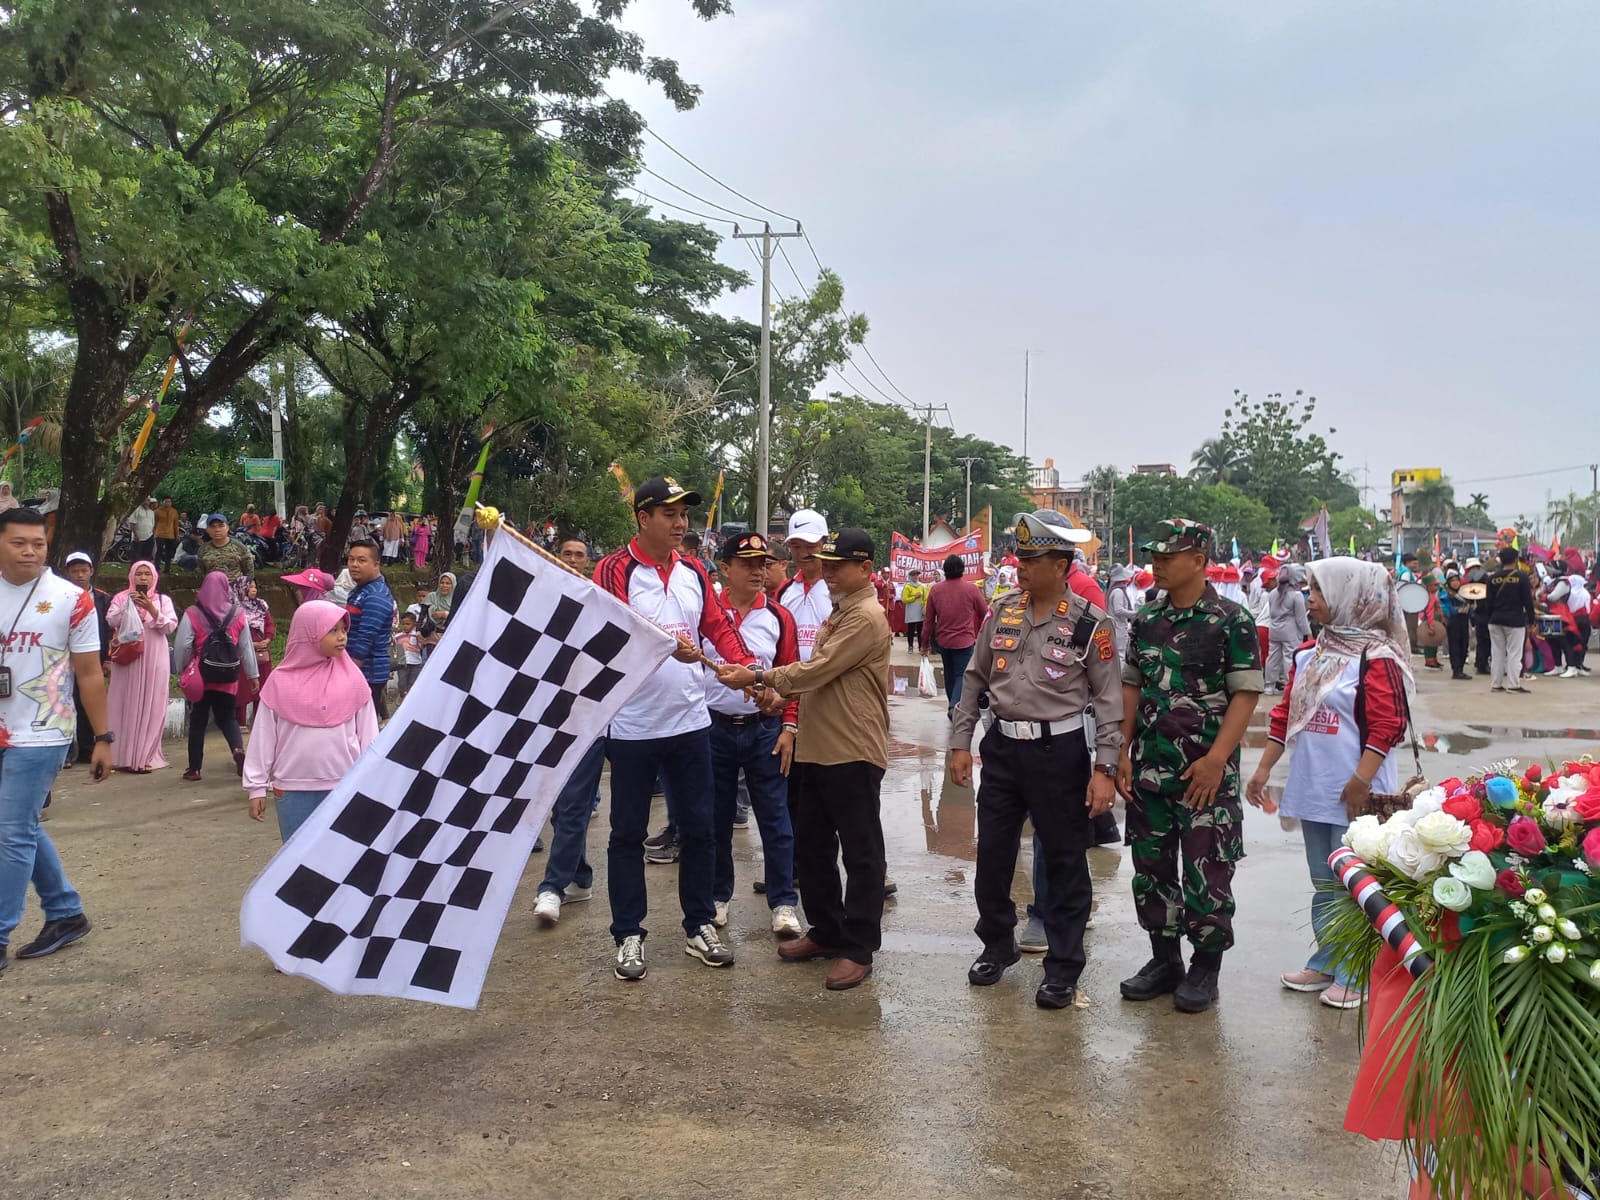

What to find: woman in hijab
left=104, top=560, right=179, bottom=772
left=1245, top=559, right=1413, bottom=1010
left=0, top=481, right=19, bottom=512
left=232, top=576, right=276, bottom=730
left=244, top=601, right=378, bottom=841
left=426, top=572, right=456, bottom=629
left=411, top=514, right=432, bottom=570
left=1107, top=564, right=1140, bottom=662
left=1265, top=562, right=1310, bottom=692
left=174, top=570, right=259, bottom=781
left=380, top=511, right=407, bottom=564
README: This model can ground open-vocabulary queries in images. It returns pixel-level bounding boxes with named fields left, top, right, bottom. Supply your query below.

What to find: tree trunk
left=280, top=350, right=312, bottom=510
left=317, top=389, right=406, bottom=573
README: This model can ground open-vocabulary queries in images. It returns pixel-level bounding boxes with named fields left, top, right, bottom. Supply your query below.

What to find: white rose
left=1386, top=826, right=1445, bottom=880
left=1504, top=945, right=1531, bottom=964
left=1558, top=919, right=1582, bottom=941
left=1343, top=815, right=1387, bottom=863
left=1562, top=775, right=1589, bottom=794
left=1413, top=811, right=1473, bottom=858
left=1531, top=925, right=1554, bottom=944
left=1383, top=809, right=1421, bottom=832
left=1433, top=876, right=1473, bottom=912
left=1411, top=786, right=1447, bottom=817
left=1448, top=850, right=1497, bottom=891
left=1546, top=944, right=1568, bottom=964
left=1589, top=960, right=1600, bottom=984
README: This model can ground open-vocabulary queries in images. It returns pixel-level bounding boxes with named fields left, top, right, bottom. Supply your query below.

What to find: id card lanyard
left=0, top=573, right=45, bottom=699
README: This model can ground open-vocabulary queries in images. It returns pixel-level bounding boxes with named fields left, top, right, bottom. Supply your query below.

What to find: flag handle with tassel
left=474, top=505, right=710, bottom=666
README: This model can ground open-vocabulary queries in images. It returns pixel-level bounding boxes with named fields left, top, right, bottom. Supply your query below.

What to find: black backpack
left=198, top=603, right=242, bottom=683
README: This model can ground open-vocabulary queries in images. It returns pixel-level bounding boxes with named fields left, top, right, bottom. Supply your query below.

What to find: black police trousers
left=973, top=724, right=1093, bottom=986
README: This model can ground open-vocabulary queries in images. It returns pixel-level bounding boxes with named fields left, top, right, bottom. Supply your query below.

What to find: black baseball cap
left=633, top=475, right=702, bottom=511
left=816, top=528, right=874, bottom=563
left=720, top=532, right=776, bottom=561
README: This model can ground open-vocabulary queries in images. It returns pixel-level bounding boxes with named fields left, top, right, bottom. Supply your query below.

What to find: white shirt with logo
left=0, top=570, right=100, bottom=748
left=1281, top=649, right=1398, bottom=825
left=777, top=576, right=832, bottom=662
left=702, top=596, right=793, bottom=717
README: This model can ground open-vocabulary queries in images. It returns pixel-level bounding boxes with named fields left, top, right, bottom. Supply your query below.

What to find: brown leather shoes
left=778, top=935, right=837, bottom=962
left=825, top=959, right=872, bottom=991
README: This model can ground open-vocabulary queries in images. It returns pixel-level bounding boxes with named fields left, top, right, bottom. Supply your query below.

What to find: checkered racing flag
left=240, top=529, right=676, bottom=1007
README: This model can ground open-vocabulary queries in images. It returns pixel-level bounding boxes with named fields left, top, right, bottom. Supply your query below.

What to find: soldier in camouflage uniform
left=1116, top=519, right=1263, bottom=1014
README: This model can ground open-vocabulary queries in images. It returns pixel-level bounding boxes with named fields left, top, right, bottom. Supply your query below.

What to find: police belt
left=994, top=714, right=1084, bottom=741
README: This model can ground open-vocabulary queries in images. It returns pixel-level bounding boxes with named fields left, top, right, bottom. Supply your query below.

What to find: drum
left=1457, top=582, right=1487, bottom=602
left=1397, top=581, right=1430, bottom=614
left=1538, top=615, right=1565, bottom=638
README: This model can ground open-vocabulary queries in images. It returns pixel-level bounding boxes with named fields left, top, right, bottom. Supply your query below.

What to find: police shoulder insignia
left=1093, top=628, right=1114, bottom=661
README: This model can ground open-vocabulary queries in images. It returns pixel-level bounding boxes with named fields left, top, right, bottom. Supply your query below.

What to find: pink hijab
left=116, top=559, right=161, bottom=608
left=257, top=601, right=372, bottom=728
left=189, top=570, right=237, bottom=633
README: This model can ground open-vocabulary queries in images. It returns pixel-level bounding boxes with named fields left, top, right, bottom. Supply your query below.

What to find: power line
left=1452, top=463, right=1595, bottom=486
left=621, top=186, right=736, bottom=227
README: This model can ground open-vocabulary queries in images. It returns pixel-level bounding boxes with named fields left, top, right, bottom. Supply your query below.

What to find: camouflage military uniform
left=1123, top=529, right=1264, bottom=956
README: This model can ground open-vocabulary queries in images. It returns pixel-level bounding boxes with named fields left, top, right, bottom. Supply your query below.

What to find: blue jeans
left=539, top=738, right=605, bottom=897
left=275, top=790, right=329, bottom=842
left=1302, top=818, right=1353, bottom=988
left=939, top=645, right=975, bottom=712
left=709, top=714, right=797, bottom=907
left=0, top=744, right=80, bottom=946
left=606, top=729, right=716, bottom=941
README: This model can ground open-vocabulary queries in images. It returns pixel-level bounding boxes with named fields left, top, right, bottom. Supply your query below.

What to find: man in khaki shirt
left=715, top=528, right=890, bottom=991
left=948, top=511, right=1123, bottom=1010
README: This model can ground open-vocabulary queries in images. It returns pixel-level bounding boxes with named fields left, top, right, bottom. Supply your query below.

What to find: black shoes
left=967, top=945, right=1021, bottom=986
left=16, top=913, right=93, bottom=959
left=1173, top=958, right=1222, bottom=1014
left=1035, top=981, right=1077, bottom=1009
left=1120, top=937, right=1185, bottom=1001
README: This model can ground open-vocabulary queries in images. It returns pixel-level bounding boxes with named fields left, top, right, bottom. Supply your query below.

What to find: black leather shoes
left=1035, top=981, right=1077, bottom=1009
left=1120, top=938, right=1186, bottom=1001
left=967, top=946, right=1021, bottom=986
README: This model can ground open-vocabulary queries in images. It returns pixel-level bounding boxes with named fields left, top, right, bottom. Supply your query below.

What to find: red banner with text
left=890, top=530, right=986, bottom=586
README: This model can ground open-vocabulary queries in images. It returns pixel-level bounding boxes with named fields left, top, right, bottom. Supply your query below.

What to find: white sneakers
left=771, top=904, right=802, bottom=939
left=713, top=900, right=730, bottom=927
left=1561, top=666, right=1580, bottom=679
left=533, top=885, right=593, bottom=927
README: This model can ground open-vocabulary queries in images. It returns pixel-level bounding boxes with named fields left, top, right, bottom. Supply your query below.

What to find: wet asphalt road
left=6, top=650, right=1597, bottom=1199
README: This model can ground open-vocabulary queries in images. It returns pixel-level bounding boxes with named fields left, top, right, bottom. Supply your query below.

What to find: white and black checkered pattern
left=240, top=530, right=676, bottom=1008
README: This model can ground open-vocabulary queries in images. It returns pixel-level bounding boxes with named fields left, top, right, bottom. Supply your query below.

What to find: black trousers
left=789, top=760, right=886, bottom=965
left=370, top=680, right=389, bottom=720
left=189, top=689, right=242, bottom=771
left=1447, top=612, right=1471, bottom=675
left=154, top=537, right=178, bottom=570
left=1574, top=615, right=1591, bottom=671
left=75, top=691, right=96, bottom=763
left=1474, top=618, right=1492, bottom=674
left=974, top=726, right=1094, bottom=986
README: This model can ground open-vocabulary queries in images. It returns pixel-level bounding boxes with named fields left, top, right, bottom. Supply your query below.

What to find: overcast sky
left=610, top=1, right=1598, bottom=526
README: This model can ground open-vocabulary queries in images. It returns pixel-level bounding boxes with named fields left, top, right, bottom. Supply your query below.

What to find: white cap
left=786, top=509, right=828, bottom=543
left=64, top=551, right=94, bottom=567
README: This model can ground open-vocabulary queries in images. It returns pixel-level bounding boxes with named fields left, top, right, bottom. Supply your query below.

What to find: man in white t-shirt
left=776, top=508, right=833, bottom=662
left=127, top=496, right=157, bottom=563
left=0, top=509, right=114, bottom=975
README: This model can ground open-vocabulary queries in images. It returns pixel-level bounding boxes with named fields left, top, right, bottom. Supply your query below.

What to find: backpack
left=197, top=603, right=242, bottom=684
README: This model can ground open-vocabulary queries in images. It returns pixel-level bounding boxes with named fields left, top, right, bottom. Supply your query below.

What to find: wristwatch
left=1092, top=762, right=1117, bottom=778
left=94, top=731, right=116, bottom=745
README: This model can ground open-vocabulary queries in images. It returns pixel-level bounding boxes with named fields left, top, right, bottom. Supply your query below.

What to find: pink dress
left=411, top=519, right=431, bottom=568
left=105, top=589, right=179, bottom=771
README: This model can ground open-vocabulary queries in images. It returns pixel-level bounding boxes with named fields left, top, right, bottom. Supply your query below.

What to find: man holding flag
left=593, top=476, right=759, bottom=982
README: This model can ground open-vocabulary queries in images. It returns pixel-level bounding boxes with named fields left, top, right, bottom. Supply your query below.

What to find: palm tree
left=1407, top=476, right=1455, bottom=540
left=1189, top=438, right=1240, bottom=484
left=1547, top=492, right=1599, bottom=545
left=1470, top=492, right=1489, bottom=511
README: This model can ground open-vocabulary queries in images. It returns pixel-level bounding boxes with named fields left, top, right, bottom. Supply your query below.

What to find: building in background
left=1132, top=463, right=1178, bottom=477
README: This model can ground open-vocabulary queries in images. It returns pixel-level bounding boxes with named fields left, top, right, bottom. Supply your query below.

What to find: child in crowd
left=244, top=601, right=379, bottom=842
left=394, top=611, right=423, bottom=699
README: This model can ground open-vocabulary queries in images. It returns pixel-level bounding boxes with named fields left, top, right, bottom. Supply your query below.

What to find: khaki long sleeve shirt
left=948, top=588, right=1125, bottom=767
left=763, top=584, right=891, bottom=769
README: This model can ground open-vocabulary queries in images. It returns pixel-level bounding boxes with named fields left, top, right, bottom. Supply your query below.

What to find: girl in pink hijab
left=243, top=600, right=378, bottom=841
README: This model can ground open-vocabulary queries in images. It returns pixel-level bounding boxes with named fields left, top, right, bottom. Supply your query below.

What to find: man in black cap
left=714, top=529, right=892, bottom=991
left=593, top=476, right=758, bottom=982
left=948, top=511, right=1123, bottom=1009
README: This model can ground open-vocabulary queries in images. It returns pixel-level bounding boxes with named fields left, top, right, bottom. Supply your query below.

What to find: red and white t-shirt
left=595, top=540, right=752, bottom=740
left=776, top=576, right=832, bottom=662
left=701, top=593, right=800, bottom=722
left=0, top=570, right=100, bottom=747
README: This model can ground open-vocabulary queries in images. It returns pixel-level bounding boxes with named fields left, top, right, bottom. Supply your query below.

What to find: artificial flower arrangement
left=1324, top=757, right=1600, bottom=1200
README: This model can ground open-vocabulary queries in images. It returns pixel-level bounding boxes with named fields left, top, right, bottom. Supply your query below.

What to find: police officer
left=948, top=511, right=1124, bottom=1010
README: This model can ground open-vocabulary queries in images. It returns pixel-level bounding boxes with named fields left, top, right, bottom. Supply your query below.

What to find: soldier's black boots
left=1120, top=936, right=1185, bottom=1001
left=968, top=944, right=1021, bottom=986
left=1173, top=952, right=1223, bottom=1014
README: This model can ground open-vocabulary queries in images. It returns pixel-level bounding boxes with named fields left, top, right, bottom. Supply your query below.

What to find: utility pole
left=912, top=403, right=950, bottom=541
left=733, top=221, right=803, bottom=537
left=1022, top=349, right=1033, bottom=472
left=957, top=456, right=982, bottom=529
left=270, top=389, right=286, bottom=519
left=1591, top=463, right=1597, bottom=556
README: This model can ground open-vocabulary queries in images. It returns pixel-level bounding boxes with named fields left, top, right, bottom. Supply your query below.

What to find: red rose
left=1443, top=794, right=1482, bottom=823
left=1506, top=816, right=1548, bottom=856
left=1469, top=820, right=1505, bottom=853
left=1525, top=765, right=1543, bottom=783
left=1439, top=777, right=1463, bottom=794
left=1496, top=869, right=1526, bottom=897
left=1575, top=789, right=1600, bottom=823
left=1584, top=827, right=1600, bottom=868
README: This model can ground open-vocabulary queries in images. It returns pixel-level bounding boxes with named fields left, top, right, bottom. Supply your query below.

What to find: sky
left=609, top=0, right=1600, bottom=528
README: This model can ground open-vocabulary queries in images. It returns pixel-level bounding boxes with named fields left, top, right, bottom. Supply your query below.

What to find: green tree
left=1190, top=484, right=1275, bottom=554
left=1329, top=505, right=1381, bottom=553
left=1188, top=438, right=1241, bottom=485
left=1215, top=390, right=1343, bottom=536
left=0, top=0, right=730, bottom=561
left=1408, top=476, right=1456, bottom=537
